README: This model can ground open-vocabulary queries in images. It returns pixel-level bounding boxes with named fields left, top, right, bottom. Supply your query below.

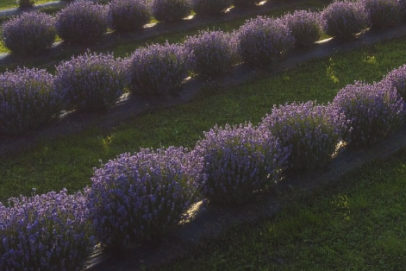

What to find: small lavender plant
left=184, top=30, right=239, bottom=78
left=0, top=67, right=62, bottom=134
left=108, top=0, right=151, bottom=32
left=333, top=81, right=406, bottom=148
left=0, top=189, right=95, bottom=271
left=237, top=16, right=294, bottom=67
left=361, top=0, right=401, bottom=28
left=2, top=12, right=56, bottom=56
left=261, top=101, right=347, bottom=170
left=152, top=0, right=192, bottom=22
left=56, top=1, right=108, bottom=44
left=87, top=147, right=201, bottom=249
left=193, top=122, right=290, bottom=204
left=282, top=10, right=322, bottom=47
left=382, top=64, right=406, bottom=102
left=233, top=0, right=260, bottom=8
left=54, top=51, right=125, bottom=110
left=191, top=0, right=232, bottom=15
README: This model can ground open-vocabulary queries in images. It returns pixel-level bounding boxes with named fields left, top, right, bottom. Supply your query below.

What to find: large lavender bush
left=108, top=0, right=151, bottom=32
left=152, top=0, right=191, bottom=22
left=87, top=147, right=201, bottom=249
left=361, top=0, right=401, bottom=28
left=0, top=189, right=95, bottom=271
left=261, top=101, right=347, bottom=170
left=191, top=0, right=232, bottom=15
left=333, top=81, right=406, bottom=148
left=321, top=0, right=369, bottom=40
left=233, top=0, right=260, bottom=8
left=2, top=12, right=56, bottom=56
left=0, top=68, right=62, bottom=134
left=382, top=64, right=406, bottom=102
left=56, top=1, right=108, bottom=44
left=238, top=16, right=294, bottom=67
left=185, top=30, right=239, bottom=78
left=54, top=51, right=125, bottom=110
left=193, top=123, right=290, bottom=204
left=282, top=10, right=321, bottom=47
left=127, top=42, right=192, bottom=96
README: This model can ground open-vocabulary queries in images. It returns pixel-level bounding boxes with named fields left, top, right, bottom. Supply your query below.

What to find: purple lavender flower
left=382, top=64, right=406, bottom=102
left=282, top=10, right=321, bottom=47
left=191, top=0, right=232, bottom=15
left=108, top=0, right=151, bottom=32
left=151, top=0, right=192, bottom=22
left=361, top=0, right=401, bottom=28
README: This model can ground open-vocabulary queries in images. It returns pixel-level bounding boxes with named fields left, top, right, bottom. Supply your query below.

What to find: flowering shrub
left=0, top=68, right=62, bottom=134
left=54, top=51, right=125, bottom=110
left=261, top=101, right=347, bottom=170
left=108, top=0, right=151, bottom=32
left=87, top=147, right=200, bottom=249
left=2, top=12, right=56, bottom=56
left=321, top=0, right=369, bottom=40
left=152, top=0, right=192, bottom=22
left=0, top=189, right=95, bottom=271
left=127, top=42, right=192, bottom=96
left=238, top=16, right=294, bottom=67
left=16, top=0, right=34, bottom=8
left=382, top=64, right=406, bottom=102
left=191, top=0, right=232, bottom=15
left=233, top=0, right=260, bottom=8
left=333, top=81, right=406, bottom=148
left=56, top=1, right=108, bottom=43
left=282, top=10, right=321, bottom=47
left=193, top=123, right=290, bottom=204
left=361, top=0, right=401, bottom=28
left=185, top=30, right=238, bottom=78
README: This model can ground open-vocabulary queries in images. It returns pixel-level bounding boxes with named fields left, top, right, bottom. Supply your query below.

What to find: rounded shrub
left=56, top=1, right=108, bottom=44
left=2, top=12, right=56, bottom=56
left=0, top=67, right=62, bottom=135
left=127, top=42, right=192, bottom=96
left=54, top=51, right=125, bottom=111
left=382, top=64, right=406, bottom=102
left=191, top=0, right=232, bottom=15
left=193, top=123, right=290, bottom=204
left=321, top=0, right=369, bottom=40
left=237, top=16, right=294, bottom=67
left=151, top=0, right=192, bottom=22
left=108, top=0, right=151, bottom=32
left=333, top=81, right=406, bottom=148
left=233, top=0, right=260, bottom=8
left=0, top=189, right=95, bottom=271
left=282, top=10, right=322, bottom=47
left=261, top=101, right=347, bottom=171
left=185, top=30, right=239, bottom=78
left=16, top=0, right=34, bottom=8
left=361, top=0, right=401, bottom=28
left=87, top=147, right=200, bottom=249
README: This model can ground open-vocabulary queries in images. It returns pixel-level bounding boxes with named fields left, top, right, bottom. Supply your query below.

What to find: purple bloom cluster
left=87, top=147, right=200, bottom=249
left=54, top=51, right=125, bottom=110
left=108, top=0, right=151, bottom=32
left=0, top=67, right=62, bottom=134
left=185, top=30, right=238, bottom=78
left=382, top=64, right=406, bottom=102
left=193, top=123, right=290, bottom=204
left=192, top=0, right=232, bottom=15
left=56, top=1, right=108, bottom=44
left=127, top=42, right=192, bottom=96
left=361, top=0, right=401, bottom=28
left=233, top=0, right=260, bottom=8
left=321, top=0, right=369, bottom=40
left=152, top=0, right=192, bottom=22
left=0, top=189, right=95, bottom=271
left=261, top=101, right=347, bottom=170
left=282, top=10, right=321, bottom=47
left=237, top=16, right=294, bottom=67
left=333, top=81, right=406, bottom=148
left=2, top=12, right=56, bottom=56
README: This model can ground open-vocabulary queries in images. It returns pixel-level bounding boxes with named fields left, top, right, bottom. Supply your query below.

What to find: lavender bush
left=282, top=10, right=321, bottom=47
left=2, top=12, right=56, bottom=56
left=87, top=147, right=201, bottom=249
left=261, top=101, right=347, bottom=170
left=193, top=123, right=290, bottom=204
left=361, top=0, right=400, bottom=28
left=333, top=81, right=406, bottom=148
left=127, top=42, right=192, bottom=96
left=321, top=0, right=369, bottom=40
left=382, top=64, right=406, bottom=102
left=16, top=0, right=34, bottom=8
left=152, top=0, right=192, bottom=22
left=108, top=0, right=151, bottom=32
left=233, top=0, right=260, bottom=8
left=238, top=16, right=294, bottom=67
left=0, top=68, right=62, bottom=134
left=185, top=30, right=239, bottom=78
left=54, top=51, right=125, bottom=110
left=56, top=1, right=108, bottom=44
left=191, top=0, right=232, bottom=15
left=0, top=189, right=95, bottom=271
